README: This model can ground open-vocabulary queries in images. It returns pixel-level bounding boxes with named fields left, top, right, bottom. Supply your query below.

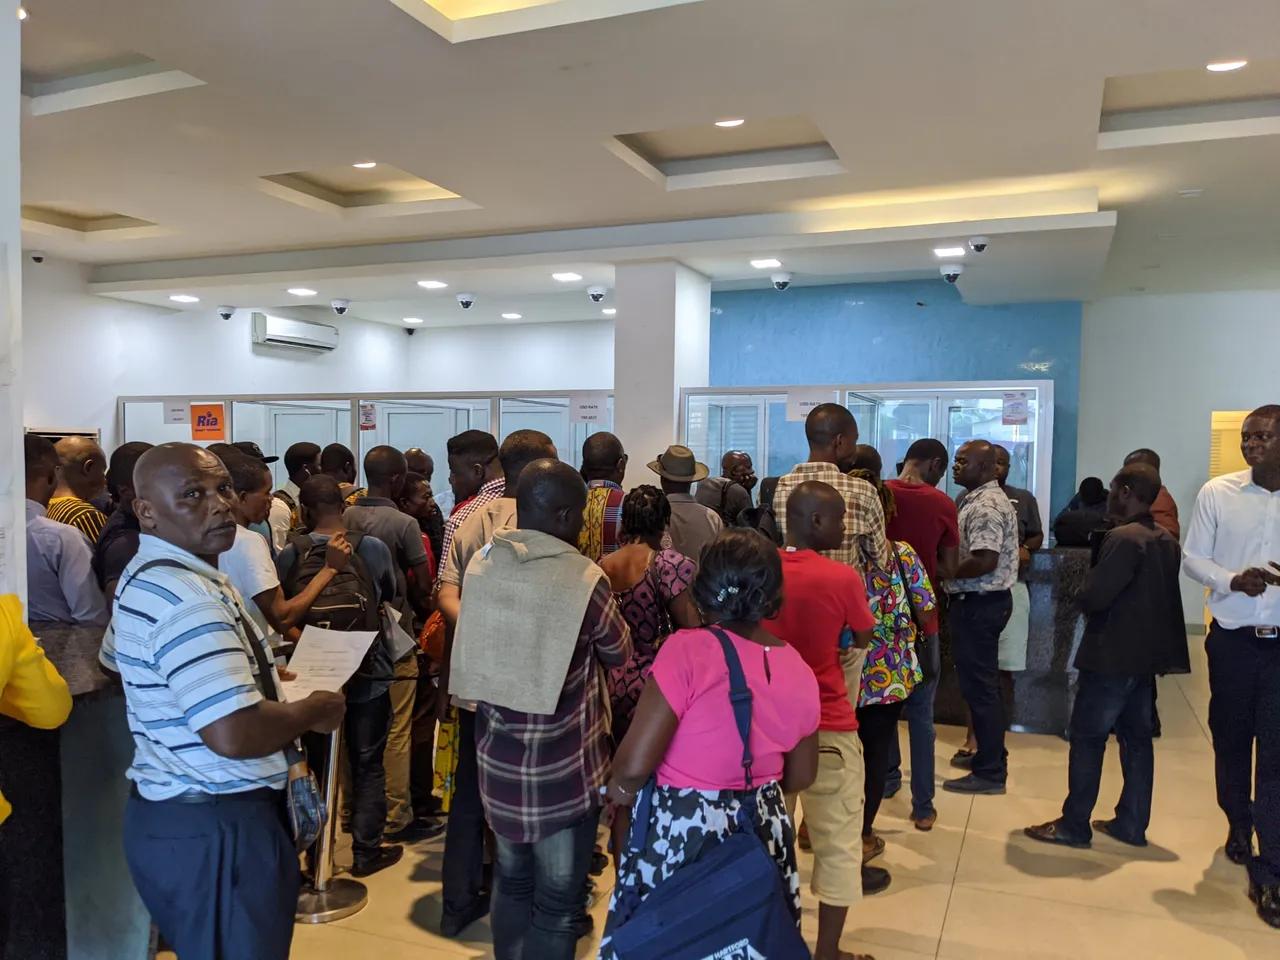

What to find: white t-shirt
left=219, top=525, right=280, bottom=640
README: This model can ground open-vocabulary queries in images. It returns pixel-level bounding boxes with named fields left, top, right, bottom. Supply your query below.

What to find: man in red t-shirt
left=765, top=480, right=886, bottom=960
left=883, top=438, right=959, bottom=830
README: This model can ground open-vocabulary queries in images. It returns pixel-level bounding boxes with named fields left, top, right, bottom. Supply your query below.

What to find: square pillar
left=612, top=261, right=710, bottom=488
left=1, top=7, right=24, bottom=599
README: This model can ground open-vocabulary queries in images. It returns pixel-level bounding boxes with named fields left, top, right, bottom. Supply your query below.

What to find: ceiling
left=16, top=0, right=1280, bottom=326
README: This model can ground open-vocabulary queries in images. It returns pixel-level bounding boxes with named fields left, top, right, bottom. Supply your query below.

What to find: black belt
left=1214, top=621, right=1279, bottom=639
left=949, top=589, right=1012, bottom=600
left=129, top=783, right=281, bottom=805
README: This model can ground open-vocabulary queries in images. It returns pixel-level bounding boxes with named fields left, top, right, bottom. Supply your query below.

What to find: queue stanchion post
left=296, top=728, right=368, bottom=923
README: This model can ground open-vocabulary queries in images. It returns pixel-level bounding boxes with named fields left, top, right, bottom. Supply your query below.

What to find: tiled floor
left=280, top=641, right=1277, bottom=959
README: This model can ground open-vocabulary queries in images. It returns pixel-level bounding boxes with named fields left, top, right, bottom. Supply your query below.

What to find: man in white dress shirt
left=1183, top=403, right=1280, bottom=929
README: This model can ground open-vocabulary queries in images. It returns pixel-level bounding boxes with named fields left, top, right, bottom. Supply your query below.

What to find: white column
left=612, top=261, right=711, bottom=488
left=0, top=9, right=24, bottom=599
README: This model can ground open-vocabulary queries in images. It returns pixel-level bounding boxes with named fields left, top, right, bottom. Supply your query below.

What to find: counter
left=0, top=623, right=151, bottom=960
left=934, top=547, right=1089, bottom=737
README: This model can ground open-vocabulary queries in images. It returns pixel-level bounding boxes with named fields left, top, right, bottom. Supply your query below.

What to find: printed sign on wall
left=359, top=402, right=377, bottom=431
left=570, top=392, right=610, bottom=424
left=786, top=388, right=836, bottom=422
left=163, top=401, right=191, bottom=425
left=190, top=403, right=226, bottom=442
left=1002, top=391, right=1030, bottom=426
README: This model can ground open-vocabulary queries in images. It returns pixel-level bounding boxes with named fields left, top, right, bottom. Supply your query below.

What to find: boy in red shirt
left=765, top=480, right=885, bottom=960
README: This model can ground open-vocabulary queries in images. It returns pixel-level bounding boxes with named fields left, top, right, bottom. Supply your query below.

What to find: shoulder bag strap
left=891, top=544, right=923, bottom=636
left=707, top=625, right=754, bottom=789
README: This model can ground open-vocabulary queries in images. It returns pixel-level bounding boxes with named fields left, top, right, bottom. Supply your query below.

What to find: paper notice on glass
left=382, top=602, right=418, bottom=662
left=1002, top=391, right=1030, bottom=426
left=787, top=388, right=836, bottom=422
left=281, top=626, right=378, bottom=701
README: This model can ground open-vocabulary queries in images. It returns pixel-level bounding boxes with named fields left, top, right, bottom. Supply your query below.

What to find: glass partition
left=498, top=397, right=614, bottom=471
left=937, top=392, right=1039, bottom=501
left=232, top=400, right=353, bottom=488
left=357, top=398, right=491, bottom=514
left=686, top=391, right=843, bottom=484
left=122, top=399, right=229, bottom=449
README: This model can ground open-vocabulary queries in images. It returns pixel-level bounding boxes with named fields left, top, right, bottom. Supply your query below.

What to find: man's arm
left=0, top=596, right=73, bottom=729
left=955, top=549, right=999, bottom=579
left=200, top=694, right=346, bottom=759
left=267, top=499, right=292, bottom=554
left=1077, top=532, right=1140, bottom=613
left=1182, top=484, right=1260, bottom=594
left=1022, top=494, right=1045, bottom=551
left=589, top=579, right=632, bottom=669
left=261, top=536, right=351, bottom=630
left=60, top=533, right=109, bottom=626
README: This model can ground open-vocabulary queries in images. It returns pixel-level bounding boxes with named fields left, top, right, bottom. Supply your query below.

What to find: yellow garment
left=433, top=707, right=461, bottom=813
left=0, top=595, right=73, bottom=823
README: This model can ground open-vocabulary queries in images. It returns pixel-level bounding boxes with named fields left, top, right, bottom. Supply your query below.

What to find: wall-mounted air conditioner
left=251, top=312, right=339, bottom=352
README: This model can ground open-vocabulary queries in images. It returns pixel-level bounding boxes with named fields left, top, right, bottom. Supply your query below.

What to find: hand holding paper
left=281, top=625, right=379, bottom=701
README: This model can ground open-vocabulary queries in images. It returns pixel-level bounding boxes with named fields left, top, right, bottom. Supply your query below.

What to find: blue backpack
left=610, top=627, right=811, bottom=960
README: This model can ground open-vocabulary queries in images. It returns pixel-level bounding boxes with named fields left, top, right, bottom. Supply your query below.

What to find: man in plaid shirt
left=468, top=461, right=631, bottom=960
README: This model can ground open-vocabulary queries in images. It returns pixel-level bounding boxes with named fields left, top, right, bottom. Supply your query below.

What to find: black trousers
left=410, top=659, right=443, bottom=818
left=442, top=708, right=488, bottom=922
left=1206, top=622, right=1280, bottom=885
left=950, top=590, right=1013, bottom=784
left=857, top=700, right=905, bottom=835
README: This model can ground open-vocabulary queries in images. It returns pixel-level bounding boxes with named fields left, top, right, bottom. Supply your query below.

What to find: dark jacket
left=1074, top=514, right=1189, bottom=676
left=1054, top=503, right=1109, bottom=547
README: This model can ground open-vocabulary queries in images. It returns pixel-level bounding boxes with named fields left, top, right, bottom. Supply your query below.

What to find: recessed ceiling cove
left=258, top=164, right=479, bottom=219
left=384, top=0, right=704, bottom=43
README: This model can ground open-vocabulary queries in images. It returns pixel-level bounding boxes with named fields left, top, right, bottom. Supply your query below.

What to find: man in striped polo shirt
left=115, top=443, right=346, bottom=960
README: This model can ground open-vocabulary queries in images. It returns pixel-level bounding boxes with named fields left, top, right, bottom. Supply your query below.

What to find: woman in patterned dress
left=849, top=450, right=936, bottom=863
left=598, top=486, right=700, bottom=747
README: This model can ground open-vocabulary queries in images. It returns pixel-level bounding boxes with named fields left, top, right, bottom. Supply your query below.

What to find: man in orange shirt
left=1124, top=449, right=1179, bottom=539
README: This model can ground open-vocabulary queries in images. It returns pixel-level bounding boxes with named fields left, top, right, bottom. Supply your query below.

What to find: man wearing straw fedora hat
left=648, top=445, right=723, bottom=566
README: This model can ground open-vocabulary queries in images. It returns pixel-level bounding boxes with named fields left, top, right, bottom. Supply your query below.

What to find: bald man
left=47, top=436, right=110, bottom=543
left=113, top=443, right=345, bottom=960
left=405, top=448, right=434, bottom=483
left=695, top=449, right=757, bottom=525
left=943, top=440, right=1019, bottom=796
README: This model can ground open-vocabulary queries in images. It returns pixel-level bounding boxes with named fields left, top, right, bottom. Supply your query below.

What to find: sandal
left=862, top=834, right=886, bottom=863
left=1023, top=819, right=1091, bottom=849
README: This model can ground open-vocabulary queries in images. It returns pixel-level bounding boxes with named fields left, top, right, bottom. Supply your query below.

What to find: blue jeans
left=492, top=810, right=598, bottom=960
left=950, top=591, right=1013, bottom=784
left=1059, top=671, right=1155, bottom=845
left=885, top=635, right=940, bottom=817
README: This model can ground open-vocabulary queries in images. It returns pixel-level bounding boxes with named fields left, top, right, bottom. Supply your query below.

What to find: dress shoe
left=385, top=818, right=445, bottom=844
left=1249, top=880, right=1280, bottom=929
left=1226, top=827, right=1253, bottom=866
left=350, top=844, right=405, bottom=878
left=440, top=892, right=491, bottom=938
left=861, top=864, right=891, bottom=895
left=942, top=773, right=1006, bottom=795
left=911, top=810, right=938, bottom=832
left=949, top=749, right=975, bottom=770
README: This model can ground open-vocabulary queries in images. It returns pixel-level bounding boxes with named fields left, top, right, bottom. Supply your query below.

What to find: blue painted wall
left=708, top=281, right=1082, bottom=515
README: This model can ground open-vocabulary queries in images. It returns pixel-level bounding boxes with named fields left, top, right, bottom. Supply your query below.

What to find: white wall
left=23, top=258, right=413, bottom=450
left=407, top=319, right=614, bottom=393
left=2, top=10, right=23, bottom=598
left=1079, top=290, right=1280, bottom=619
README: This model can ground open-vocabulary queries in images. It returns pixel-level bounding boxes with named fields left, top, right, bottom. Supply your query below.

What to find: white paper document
left=281, top=626, right=378, bottom=701
left=382, top=602, right=418, bottom=662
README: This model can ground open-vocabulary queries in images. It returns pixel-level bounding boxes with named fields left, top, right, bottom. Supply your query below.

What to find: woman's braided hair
left=621, top=484, right=671, bottom=539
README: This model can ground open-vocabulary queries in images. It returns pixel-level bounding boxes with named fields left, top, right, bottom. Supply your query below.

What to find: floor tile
left=799, top=876, right=954, bottom=957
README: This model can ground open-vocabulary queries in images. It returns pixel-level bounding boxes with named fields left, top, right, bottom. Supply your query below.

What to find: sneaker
left=350, top=844, right=405, bottom=878
left=386, top=818, right=446, bottom=844
left=942, top=773, right=1006, bottom=795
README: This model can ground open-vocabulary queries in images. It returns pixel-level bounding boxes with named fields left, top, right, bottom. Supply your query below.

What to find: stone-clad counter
left=0, top=623, right=149, bottom=960
left=935, top=547, right=1090, bottom=737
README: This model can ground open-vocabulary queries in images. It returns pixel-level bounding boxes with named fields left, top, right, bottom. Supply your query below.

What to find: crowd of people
left=7, top=399, right=1280, bottom=958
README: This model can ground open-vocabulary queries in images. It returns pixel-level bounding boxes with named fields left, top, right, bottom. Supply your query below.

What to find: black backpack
left=283, top=532, right=384, bottom=686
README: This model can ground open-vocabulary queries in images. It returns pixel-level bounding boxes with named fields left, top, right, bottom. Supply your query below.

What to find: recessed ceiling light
left=551, top=272, right=583, bottom=282
left=352, top=162, right=378, bottom=169
left=17, top=6, right=28, bottom=20
left=417, top=280, right=447, bottom=289
left=715, top=119, right=745, bottom=128
left=169, top=295, right=200, bottom=304
left=287, top=287, right=317, bottom=297
left=933, top=247, right=967, bottom=258
left=750, top=259, right=782, bottom=269
left=403, top=317, right=423, bottom=325
left=1177, top=188, right=1204, bottom=198
left=1206, top=60, right=1247, bottom=73
left=602, top=308, right=617, bottom=316
left=502, top=313, right=522, bottom=320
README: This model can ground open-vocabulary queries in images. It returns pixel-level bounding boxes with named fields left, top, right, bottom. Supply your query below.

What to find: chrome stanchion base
left=295, top=877, right=369, bottom=924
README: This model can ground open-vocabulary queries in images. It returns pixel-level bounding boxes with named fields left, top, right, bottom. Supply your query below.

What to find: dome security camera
left=587, top=285, right=607, bottom=303
left=217, top=305, right=236, bottom=320
left=940, top=263, right=964, bottom=284
left=771, top=272, right=793, bottom=291
left=968, top=236, right=990, bottom=254
left=29, top=251, right=45, bottom=264
left=457, top=293, right=475, bottom=310
left=330, top=298, right=350, bottom=316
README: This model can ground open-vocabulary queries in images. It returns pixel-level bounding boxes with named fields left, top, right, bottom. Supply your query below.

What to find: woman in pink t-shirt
left=599, top=530, right=821, bottom=958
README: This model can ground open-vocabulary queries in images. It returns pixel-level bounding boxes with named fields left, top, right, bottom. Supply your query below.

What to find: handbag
left=609, top=627, right=810, bottom=960
left=892, top=543, right=939, bottom=684
left=419, top=610, right=447, bottom=661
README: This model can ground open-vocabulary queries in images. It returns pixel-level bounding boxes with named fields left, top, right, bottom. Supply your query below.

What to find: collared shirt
left=774, top=462, right=890, bottom=569
left=475, top=577, right=630, bottom=843
left=578, top=480, right=626, bottom=563
left=46, top=496, right=109, bottom=545
left=267, top=480, right=302, bottom=554
left=665, top=493, right=724, bottom=566
left=436, top=479, right=505, bottom=586
left=26, top=501, right=108, bottom=626
left=440, top=499, right=518, bottom=589
left=947, top=481, right=1019, bottom=595
left=113, top=535, right=288, bottom=800
left=1184, top=468, right=1280, bottom=628
left=959, top=483, right=1042, bottom=582
left=94, top=507, right=141, bottom=592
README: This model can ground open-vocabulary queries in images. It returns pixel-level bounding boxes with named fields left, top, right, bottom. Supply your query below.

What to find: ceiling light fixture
left=17, top=6, right=28, bottom=20
left=352, top=162, right=378, bottom=169
left=715, top=119, right=745, bottom=128
left=169, top=295, right=200, bottom=303
left=602, top=308, right=617, bottom=316
left=1177, top=188, right=1204, bottom=198
left=417, top=280, right=447, bottom=289
left=750, top=258, right=782, bottom=269
left=933, top=247, right=967, bottom=258
left=403, top=317, right=423, bottom=325
left=551, top=272, right=583, bottom=282
left=1206, top=60, right=1248, bottom=72
left=502, top=313, right=522, bottom=320
left=287, top=287, right=317, bottom=297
